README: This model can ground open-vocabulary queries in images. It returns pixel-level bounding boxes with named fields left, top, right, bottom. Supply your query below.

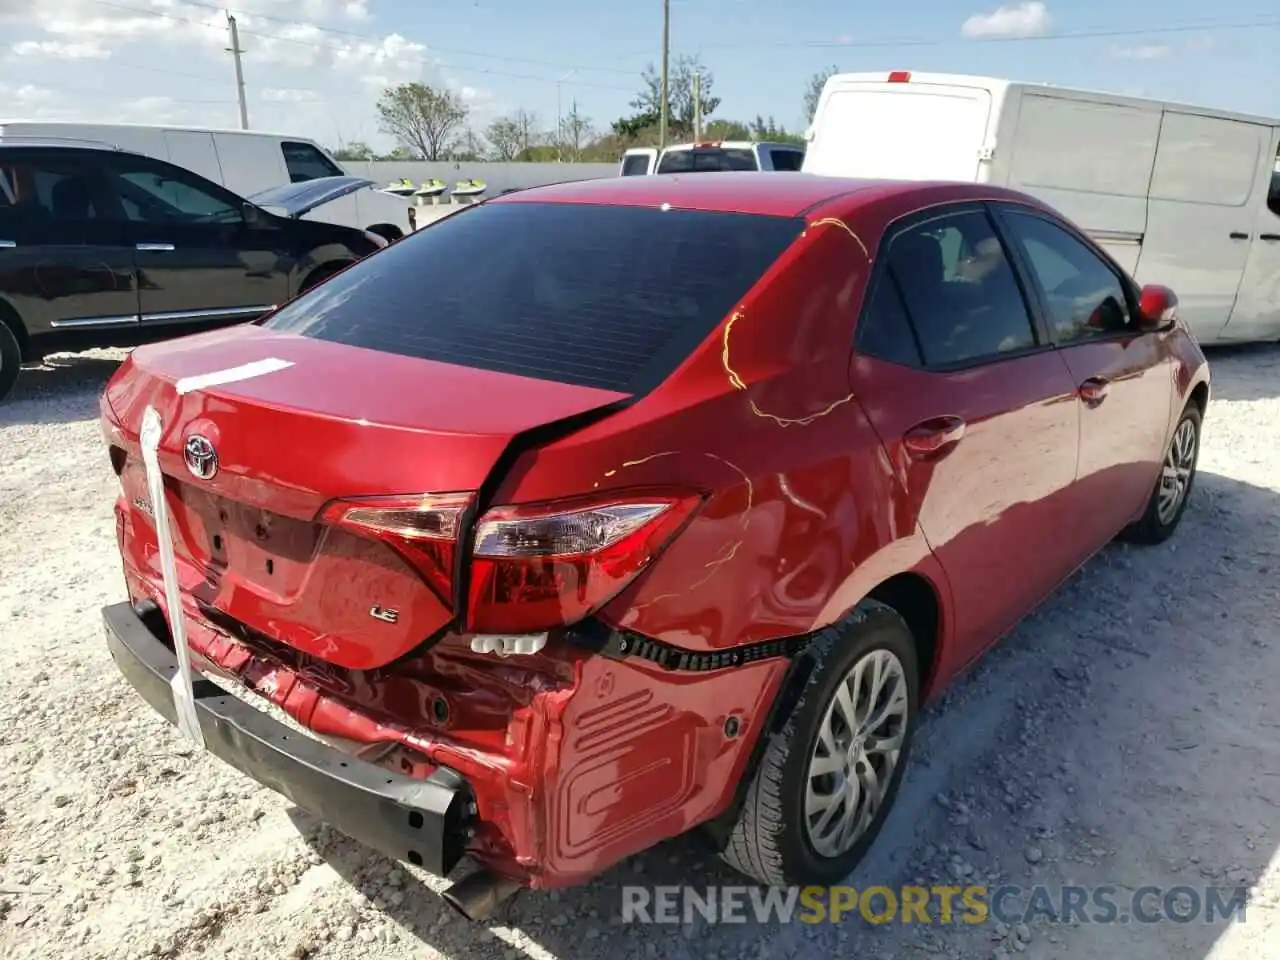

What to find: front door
left=993, top=203, right=1175, bottom=544
left=1221, top=137, right=1280, bottom=342
left=851, top=203, right=1081, bottom=668
left=100, top=153, right=288, bottom=326
left=0, top=148, right=140, bottom=334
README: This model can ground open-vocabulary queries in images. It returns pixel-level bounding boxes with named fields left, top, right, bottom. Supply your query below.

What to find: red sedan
left=98, top=172, right=1209, bottom=919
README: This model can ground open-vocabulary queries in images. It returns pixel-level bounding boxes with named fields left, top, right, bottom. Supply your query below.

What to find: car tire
left=299, top=262, right=350, bottom=294
left=365, top=223, right=403, bottom=243
left=0, top=321, right=21, bottom=403
left=1118, top=403, right=1202, bottom=546
left=720, top=600, right=920, bottom=887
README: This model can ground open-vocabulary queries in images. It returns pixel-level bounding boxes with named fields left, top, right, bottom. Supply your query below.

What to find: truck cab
left=619, top=140, right=805, bottom=176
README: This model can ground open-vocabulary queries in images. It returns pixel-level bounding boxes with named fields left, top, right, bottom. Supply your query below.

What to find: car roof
left=493, top=172, right=1037, bottom=219
left=0, top=138, right=121, bottom=151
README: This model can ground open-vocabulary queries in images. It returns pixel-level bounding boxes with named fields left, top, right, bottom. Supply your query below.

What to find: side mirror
left=1137, top=284, right=1178, bottom=332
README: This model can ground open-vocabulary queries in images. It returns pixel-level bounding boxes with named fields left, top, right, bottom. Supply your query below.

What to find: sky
left=0, top=0, right=1277, bottom=153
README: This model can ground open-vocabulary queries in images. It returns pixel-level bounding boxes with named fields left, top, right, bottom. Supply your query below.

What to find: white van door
left=1135, top=111, right=1268, bottom=343
left=163, top=130, right=224, bottom=184
left=803, top=77, right=992, bottom=181
left=1220, top=135, right=1280, bottom=341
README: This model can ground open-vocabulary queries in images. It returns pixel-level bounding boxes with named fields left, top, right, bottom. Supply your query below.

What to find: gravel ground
left=2, top=345, right=1279, bottom=960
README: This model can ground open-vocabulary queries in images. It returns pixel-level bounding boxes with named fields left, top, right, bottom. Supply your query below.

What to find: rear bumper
left=101, top=600, right=473, bottom=878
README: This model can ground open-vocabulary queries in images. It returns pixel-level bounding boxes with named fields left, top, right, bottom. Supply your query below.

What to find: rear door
left=1220, top=135, right=1280, bottom=341
left=101, top=152, right=288, bottom=326
left=851, top=202, right=1081, bottom=668
left=0, top=147, right=140, bottom=334
left=993, top=202, right=1174, bottom=544
left=804, top=76, right=992, bottom=180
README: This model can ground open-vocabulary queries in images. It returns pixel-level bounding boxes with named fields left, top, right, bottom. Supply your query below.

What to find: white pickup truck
left=619, top=140, right=805, bottom=176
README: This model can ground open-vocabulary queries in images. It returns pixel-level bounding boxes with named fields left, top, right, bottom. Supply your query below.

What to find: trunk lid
left=105, top=324, right=628, bottom=669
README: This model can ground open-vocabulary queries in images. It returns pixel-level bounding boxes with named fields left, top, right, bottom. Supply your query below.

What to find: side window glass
left=1002, top=210, right=1132, bottom=343
left=281, top=141, right=344, bottom=183
left=114, top=165, right=241, bottom=225
left=0, top=156, right=103, bottom=222
left=1267, top=170, right=1279, bottom=219
left=856, top=273, right=923, bottom=367
left=769, top=149, right=804, bottom=171
left=885, top=210, right=1037, bottom=367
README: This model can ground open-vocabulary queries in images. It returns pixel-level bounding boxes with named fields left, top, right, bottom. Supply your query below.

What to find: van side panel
left=1222, top=126, right=1280, bottom=341
left=163, top=130, right=224, bottom=184
left=1000, top=91, right=1159, bottom=274
left=1135, top=112, right=1269, bottom=342
left=214, top=134, right=290, bottom=195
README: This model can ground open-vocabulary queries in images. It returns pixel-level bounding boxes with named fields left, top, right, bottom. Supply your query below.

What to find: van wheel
left=1118, top=403, right=1201, bottom=545
left=365, top=223, right=403, bottom=243
left=0, top=321, right=21, bottom=402
left=299, top=262, right=350, bottom=293
left=720, top=601, right=920, bottom=886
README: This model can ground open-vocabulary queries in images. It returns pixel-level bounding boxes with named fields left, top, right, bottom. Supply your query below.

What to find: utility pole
left=226, top=11, right=249, bottom=130
left=658, top=0, right=670, bottom=148
left=693, top=71, right=701, bottom=140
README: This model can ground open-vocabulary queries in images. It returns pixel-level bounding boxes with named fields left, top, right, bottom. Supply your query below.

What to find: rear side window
left=281, top=141, right=344, bottom=183
left=264, top=201, right=803, bottom=393
left=620, top=154, right=651, bottom=176
left=856, top=274, right=923, bottom=367
left=878, top=209, right=1039, bottom=368
left=769, top=148, right=805, bottom=171
left=657, top=149, right=758, bottom=173
left=0, top=152, right=103, bottom=223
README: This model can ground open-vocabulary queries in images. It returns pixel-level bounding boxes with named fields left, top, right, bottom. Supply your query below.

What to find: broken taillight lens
left=465, top=492, right=701, bottom=634
left=320, top=492, right=473, bottom=604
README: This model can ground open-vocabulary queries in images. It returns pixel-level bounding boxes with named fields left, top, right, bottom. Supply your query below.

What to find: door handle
left=136, top=242, right=175, bottom=252
left=0, top=240, right=15, bottom=248
left=1228, top=232, right=1249, bottom=240
left=1260, top=233, right=1280, bottom=242
left=903, top=415, right=966, bottom=460
left=1079, top=376, right=1110, bottom=406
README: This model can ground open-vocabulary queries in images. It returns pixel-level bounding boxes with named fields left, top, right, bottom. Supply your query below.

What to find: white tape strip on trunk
left=139, top=405, right=205, bottom=748
left=174, top=357, right=293, bottom=396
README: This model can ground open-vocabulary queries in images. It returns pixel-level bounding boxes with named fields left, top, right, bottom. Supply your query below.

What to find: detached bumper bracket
left=101, top=600, right=471, bottom=877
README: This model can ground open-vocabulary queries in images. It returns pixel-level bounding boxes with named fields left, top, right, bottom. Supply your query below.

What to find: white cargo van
left=802, top=71, right=1280, bottom=345
left=620, top=140, right=805, bottom=176
left=0, top=120, right=416, bottom=239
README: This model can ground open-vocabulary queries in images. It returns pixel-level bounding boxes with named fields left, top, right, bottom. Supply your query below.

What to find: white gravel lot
left=2, top=345, right=1279, bottom=960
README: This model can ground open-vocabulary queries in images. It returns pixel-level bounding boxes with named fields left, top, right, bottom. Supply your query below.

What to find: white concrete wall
left=338, top=160, right=617, bottom=196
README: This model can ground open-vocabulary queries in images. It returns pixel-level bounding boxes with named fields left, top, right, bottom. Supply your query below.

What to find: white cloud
left=960, top=2, right=1052, bottom=39
left=0, top=82, right=57, bottom=108
left=1185, top=35, right=1215, bottom=54
left=9, top=39, right=110, bottom=59
left=1112, top=43, right=1172, bottom=60
left=261, top=87, right=321, bottom=103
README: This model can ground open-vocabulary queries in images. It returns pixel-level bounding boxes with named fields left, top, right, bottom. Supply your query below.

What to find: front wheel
left=1119, top=403, right=1202, bottom=545
left=720, top=602, right=920, bottom=887
left=0, top=321, right=21, bottom=403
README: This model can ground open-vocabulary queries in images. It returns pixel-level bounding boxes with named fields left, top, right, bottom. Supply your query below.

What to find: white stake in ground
left=139, top=405, right=205, bottom=747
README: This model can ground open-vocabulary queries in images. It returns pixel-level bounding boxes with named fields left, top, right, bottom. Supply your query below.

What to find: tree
left=803, top=66, right=838, bottom=125
left=485, top=116, right=523, bottom=161
left=557, top=101, right=594, bottom=162
left=621, top=54, right=720, bottom=141
left=451, top=128, right=487, bottom=161
left=375, top=82, right=469, bottom=162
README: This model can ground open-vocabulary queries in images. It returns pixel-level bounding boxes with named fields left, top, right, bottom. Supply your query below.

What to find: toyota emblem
left=184, top=435, right=218, bottom=480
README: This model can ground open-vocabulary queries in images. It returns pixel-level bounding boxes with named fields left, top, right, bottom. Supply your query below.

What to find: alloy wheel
left=1157, top=416, right=1197, bottom=525
left=804, top=648, right=910, bottom=859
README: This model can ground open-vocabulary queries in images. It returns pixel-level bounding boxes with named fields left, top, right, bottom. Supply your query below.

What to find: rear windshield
left=263, top=200, right=803, bottom=393
left=657, top=148, right=758, bottom=173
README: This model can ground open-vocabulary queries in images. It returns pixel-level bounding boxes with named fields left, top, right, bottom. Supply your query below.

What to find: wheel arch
left=0, top=297, right=33, bottom=361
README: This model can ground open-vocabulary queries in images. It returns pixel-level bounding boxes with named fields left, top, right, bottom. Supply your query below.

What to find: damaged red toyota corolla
left=99, top=172, right=1209, bottom=920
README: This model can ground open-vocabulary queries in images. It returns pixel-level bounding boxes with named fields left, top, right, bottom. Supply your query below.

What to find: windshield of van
left=263, top=201, right=803, bottom=393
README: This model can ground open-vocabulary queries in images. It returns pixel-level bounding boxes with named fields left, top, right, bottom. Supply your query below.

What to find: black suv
left=0, top=141, right=388, bottom=401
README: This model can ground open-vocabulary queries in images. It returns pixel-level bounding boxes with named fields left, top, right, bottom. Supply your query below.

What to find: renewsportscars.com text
left=620, top=884, right=1250, bottom=926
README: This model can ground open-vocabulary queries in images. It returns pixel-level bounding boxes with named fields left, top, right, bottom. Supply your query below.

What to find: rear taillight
left=322, top=490, right=700, bottom=636
left=321, top=492, right=473, bottom=604
left=465, top=492, right=700, bottom=634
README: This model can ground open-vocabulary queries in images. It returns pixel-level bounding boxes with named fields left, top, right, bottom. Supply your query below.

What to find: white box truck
left=802, top=71, right=1280, bottom=345
left=0, top=120, right=418, bottom=239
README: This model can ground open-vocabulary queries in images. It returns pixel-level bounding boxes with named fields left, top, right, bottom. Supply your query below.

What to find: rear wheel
left=720, top=601, right=920, bottom=886
left=1119, top=403, right=1201, bottom=545
left=0, top=321, right=21, bottom=403
left=299, top=261, right=351, bottom=294
left=365, top=223, right=403, bottom=243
